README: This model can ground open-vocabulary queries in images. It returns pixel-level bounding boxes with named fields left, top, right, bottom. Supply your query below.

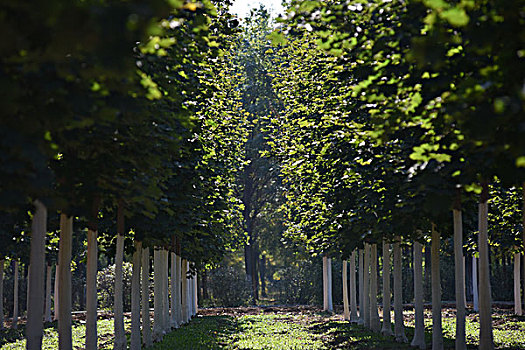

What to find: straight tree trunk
left=58, top=214, right=73, bottom=350
left=26, top=200, right=47, bottom=350
left=181, top=259, right=188, bottom=324
left=393, top=240, right=407, bottom=342
left=85, top=228, right=98, bottom=350
left=260, top=255, right=267, bottom=298
left=327, top=258, right=333, bottom=312
left=323, top=256, right=328, bottom=311
left=370, top=244, right=380, bottom=332
left=358, top=249, right=364, bottom=324
left=411, top=241, right=425, bottom=349
left=431, top=223, right=444, bottom=350
left=453, top=206, right=467, bottom=350
left=174, top=254, right=182, bottom=326
left=162, top=250, right=169, bottom=333
left=113, top=230, right=126, bottom=350
left=478, top=185, right=494, bottom=350
left=54, top=264, right=59, bottom=321
left=349, top=250, right=358, bottom=322
left=44, top=264, right=52, bottom=323
left=153, top=248, right=163, bottom=341
left=463, top=256, right=467, bottom=307
left=0, top=259, right=4, bottom=329
left=342, top=260, right=349, bottom=320
left=12, top=260, right=19, bottom=330
left=170, top=252, right=177, bottom=328
left=424, top=245, right=431, bottom=302
left=522, top=185, right=525, bottom=317
left=473, top=256, right=479, bottom=312
left=514, top=252, right=522, bottom=315
left=193, top=273, right=198, bottom=315
left=141, top=247, right=152, bottom=347
left=363, top=244, right=370, bottom=329
left=381, top=241, right=393, bottom=337
left=130, top=241, right=142, bottom=350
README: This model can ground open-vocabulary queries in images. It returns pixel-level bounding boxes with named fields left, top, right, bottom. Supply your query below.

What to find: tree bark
left=463, top=256, right=467, bottom=307
left=514, top=252, right=522, bottom=315
left=411, top=241, right=425, bottom=349
left=170, top=252, right=177, bottom=328
left=473, top=256, right=479, bottom=312
left=113, top=226, right=126, bottom=349
left=393, top=240, right=407, bottom=342
left=174, top=254, right=182, bottom=326
left=54, top=264, right=59, bottom=321
left=141, top=247, right=152, bottom=347
left=193, top=271, right=198, bottom=316
left=453, top=206, right=467, bottom=350
left=260, top=255, right=267, bottom=298
left=130, top=241, right=142, bottom=350
left=153, top=248, right=163, bottom=341
left=349, top=250, right=358, bottom=322
left=431, top=223, right=444, bottom=350
left=323, top=256, right=328, bottom=311
left=181, top=259, right=189, bottom=324
left=370, top=244, right=380, bottom=332
left=58, top=214, right=73, bottom=350
left=342, top=260, right=349, bottom=320
left=327, top=258, right=333, bottom=312
left=85, top=228, right=98, bottom=350
left=358, top=249, right=364, bottom=324
left=363, top=244, right=370, bottom=329
left=381, top=241, right=393, bottom=337
left=522, top=184, right=525, bottom=317
left=12, top=260, right=19, bottom=330
left=0, top=259, right=4, bottom=329
left=478, top=184, right=494, bottom=350
left=44, top=264, right=52, bottom=323
left=163, top=250, right=170, bottom=332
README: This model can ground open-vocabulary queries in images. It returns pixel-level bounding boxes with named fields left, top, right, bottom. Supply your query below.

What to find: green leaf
left=440, top=7, right=469, bottom=27
left=516, top=156, right=525, bottom=168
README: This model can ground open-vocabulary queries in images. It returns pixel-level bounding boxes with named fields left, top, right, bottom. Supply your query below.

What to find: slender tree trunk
left=153, top=248, right=163, bottom=341
left=363, top=244, right=371, bottom=329
left=453, top=206, right=467, bottom=350
left=327, top=258, right=333, bottom=312
left=113, top=225, right=126, bottom=350
left=522, top=185, right=525, bottom=317
left=170, top=252, right=177, bottom=328
left=393, top=240, right=407, bottom=342
left=58, top=214, right=73, bottom=350
left=424, top=244, right=431, bottom=302
left=26, top=200, right=47, bottom=350
left=0, top=259, right=4, bottom=329
left=181, top=259, right=188, bottom=324
left=323, top=256, right=328, bottom=311
left=514, top=252, right=522, bottom=315
left=44, top=264, right=52, bottom=323
left=12, top=260, right=19, bottom=330
left=85, top=228, right=98, bottom=350
left=478, top=184, right=494, bottom=350
left=381, top=241, right=393, bottom=337
left=174, top=254, right=182, bottom=326
left=431, top=223, right=444, bottom=350
left=463, top=256, right=467, bottom=307
left=473, top=256, right=479, bottom=312
left=260, top=255, right=267, bottom=298
left=342, top=260, right=349, bottom=320
left=349, top=250, right=358, bottom=322
left=141, top=247, right=152, bottom=347
left=130, top=241, right=142, bottom=350
left=54, top=264, right=59, bottom=321
left=163, top=250, right=170, bottom=332
left=370, top=244, right=380, bottom=332
left=411, top=241, right=425, bottom=349
left=358, top=249, right=364, bottom=325
left=193, top=272, right=198, bottom=316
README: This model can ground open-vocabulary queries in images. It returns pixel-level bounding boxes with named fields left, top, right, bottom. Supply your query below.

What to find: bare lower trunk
left=381, top=241, right=393, bottom=337
left=174, top=255, right=182, bottom=326
left=431, top=223, right=443, bottom=350
left=514, top=253, right=522, bottom=315
left=85, top=229, right=98, bottom=350
left=327, top=258, right=333, bottom=312
left=181, top=259, right=188, bottom=323
left=453, top=208, right=466, bottom=350
left=342, top=260, right=349, bottom=320
left=193, top=273, right=198, bottom=315
left=522, top=185, right=525, bottom=317
left=130, top=241, right=142, bottom=350
left=162, top=250, right=169, bottom=333
left=370, top=244, right=380, bottom=332
left=26, top=200, right=47, bottom=350
left=113, top=232, right=126, bottom=350
left=411, top=241, right=425, bottom=349
left=358, top=249, right=364, bottom=324
left=170, top=252, right=177, bottom=328
left=54, top=264, right=59, bottom=322
left=393, top=240, right=407, bottom=342
left=363, top=244, right=370, bottom=329
left=349, top=251, right=358, bottom=322
left=153, top=248, right=163, bottom=341
left=473, top=256, right=479, bottom=312
left=44, top=264, right=52, bottom=323
left=12, top=260, right=19, bottom=330
left=478, top=187, right=494, bottom=350
left=0, top=259, right=4, bottom=329
left=58, top=214, right=73, bottom=350
left=141, top=247, right=152, bottom=347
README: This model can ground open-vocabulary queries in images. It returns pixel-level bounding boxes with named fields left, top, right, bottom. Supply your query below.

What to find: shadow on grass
left=0, top=320, right=58, bottom=346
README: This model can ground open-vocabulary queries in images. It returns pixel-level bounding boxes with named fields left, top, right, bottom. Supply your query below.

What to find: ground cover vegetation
left=0, top=0, right=524, bottom=349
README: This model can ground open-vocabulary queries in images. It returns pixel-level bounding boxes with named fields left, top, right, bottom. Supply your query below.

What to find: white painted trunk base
left=12, top=261, right=19, bottom=330
left=181, top=259, right=189, bottom=324
left=514, top=253, right=522, bottom=315
left=85, top=229, right=98, bottom=350
left=363, top=244, right=370, bottom=329
left=349, top=251, right=358, bottom=322
left=453, top=209, right=467, bottom=350
left=153, top=248, right=163, bottom=341
left=473, top=256, right=479, bottom=312
left=130, top=241, right=142, bottom=350
left=381, top=242, right=393, bottom=337
left=58, top=214, right=73, bottom=350
left=358, top=249, right=364, bottom=325
left=174, top=255, right=182, bottom=326
left=411, top=241, right=425, bottom=349
left=170, top=252, right=177, bottom=328
left=44, top=264, right=52, bottom=323
left=342, top=260, right=349, bottom=321
left=431, top=224, right=443, bottom=350
left=370, top=244, right=380, bottom=332
left=141, top=247, right=152, bottom=347
left=393, top=241, right=407, bottom=342
left=478, top=201, right=494, bottom=350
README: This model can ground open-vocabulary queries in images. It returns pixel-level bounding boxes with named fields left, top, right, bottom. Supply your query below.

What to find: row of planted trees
left=258, top=0, right=525, bottom=349
left=0, top=0, right=253, bottom=349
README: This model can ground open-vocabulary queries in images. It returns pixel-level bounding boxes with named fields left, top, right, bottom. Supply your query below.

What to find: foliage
left=207, top=265, right=252, bottom=307
left=97, top=262, right=133, bottom=312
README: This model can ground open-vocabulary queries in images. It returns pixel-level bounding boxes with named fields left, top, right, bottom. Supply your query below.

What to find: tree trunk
left=163, top=250, right=170, bottom=333
left=411, top=241, right=425, bottom=349
left=181, top=259, right=188, bottom=324
left=358, top=249, right=364, bottom=325
left=170, top=252, right=177, bottom=328
left=363, top=244, right=370, bottom=329
left=44, top=264, right=52, bottom=323
left=327, top=258, right=333, bottom=312
left=370, top=244, right=380, bottom=332
left=342, top=260, right=349, bottom=320
left=349, top=250, right=358, bottom=322
left=174, top=254, right=182, bottom=326
left=522, top=185, right=525, bottom=318
left=381, top=241, right=393, bottom=337
left=12, top=260, right=19, bottom=330
left=193, top=272, right=198, bottom=316
left=453, top=207, right=467, bottom=350
left=58, top=214, right=73, bottom=350
left=0, top=259, right=4, bottom=329
left=260, top=255, right=267, bottom=298
left=141, top=247, right=152, bottom=347
left=424, top=244, right=431, bottom=302
left=473, top=256, right=479, bottom=312
left=463, top=256, right=467, bottom=307
left=478, top=184, right=494, bottom=350
left=431, top=223, right=444, bottom=350
left=323, top=256, right=328, bottom=311
left=514, top=252, right=522, bottom=315
left=153, top=248, right=163, bottom=341
left=113, top=227, right=126, bottom=350
left=85, top=228, right=98, bottom=350
left=202, top=270, right=208, bottom=300
left=393, top=240, right=407, bottom=342
left=130, top=241, right=142, bottom=350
